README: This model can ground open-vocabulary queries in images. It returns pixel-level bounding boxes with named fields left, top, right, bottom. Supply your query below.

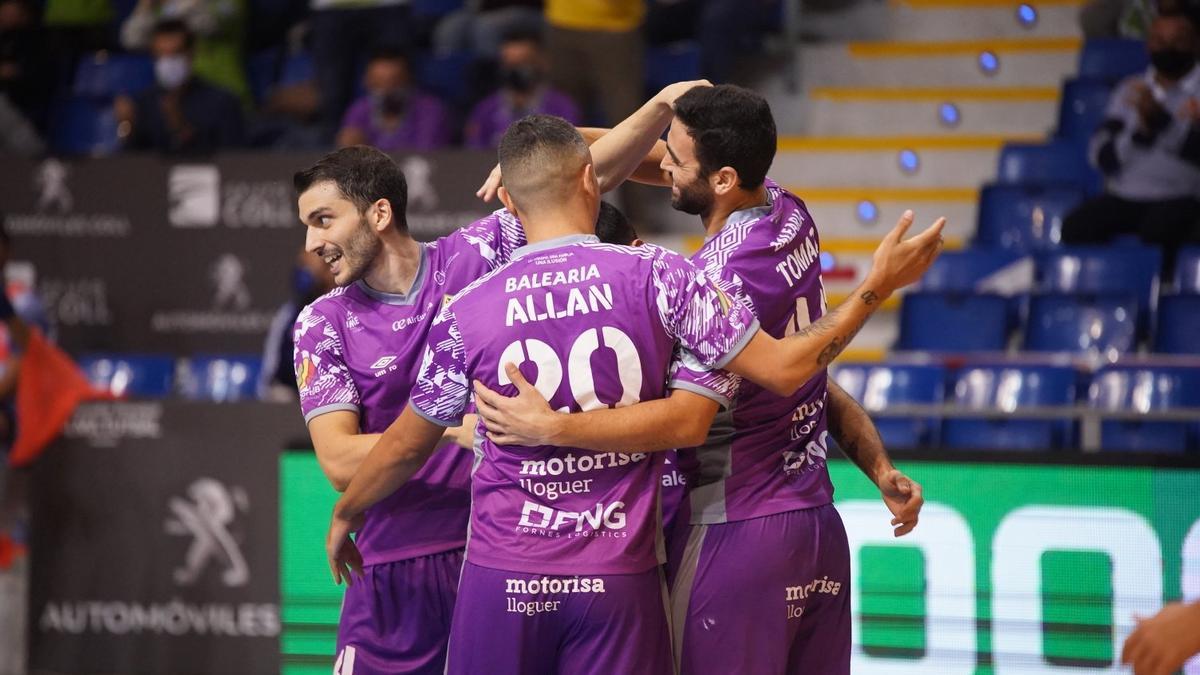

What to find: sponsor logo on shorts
left=503, top=576, right=606, bottom=616
left=516, top=500, right=627, bottom=539
left=785, top=575, right=843, bottom=620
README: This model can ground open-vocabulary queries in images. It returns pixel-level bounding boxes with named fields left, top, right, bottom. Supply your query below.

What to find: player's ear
left=371, top=198, right=392, bottom=232
left=497, top=186, right=519, bottom=219
left=581, top=162, right=599, bottom=199
left=711, top=166, right=739, bottom=197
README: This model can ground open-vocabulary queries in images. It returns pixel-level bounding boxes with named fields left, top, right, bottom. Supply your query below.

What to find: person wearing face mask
left=464, top=29, right=580, bottom=149
left=122, top=19, right=244, bottom=154
left=335, top=48, right=453, bottom=152
left=1062, top=9, right=1200, bottom=275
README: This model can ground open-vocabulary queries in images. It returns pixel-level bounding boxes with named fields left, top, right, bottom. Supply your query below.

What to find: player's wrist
left=858, top=273, right=893, bottom=304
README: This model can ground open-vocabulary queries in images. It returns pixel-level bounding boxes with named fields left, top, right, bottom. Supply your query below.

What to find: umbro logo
left=369, top=356, right=397, bottom=370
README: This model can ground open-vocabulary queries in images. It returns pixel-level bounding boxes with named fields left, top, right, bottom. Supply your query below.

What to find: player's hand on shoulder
left=866, top=210, right=945, bottom=299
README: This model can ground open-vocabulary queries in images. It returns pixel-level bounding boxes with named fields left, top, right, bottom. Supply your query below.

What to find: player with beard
left=325, top=114, right=942, bottom=675
left=293, top=80, right=722, bottom=675
left=473, top=84, right=928, bottom=674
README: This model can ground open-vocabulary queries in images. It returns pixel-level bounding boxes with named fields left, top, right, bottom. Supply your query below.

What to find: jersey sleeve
left=408, top=304, right=472, bottom=426
left=293, top=304, right=360, bottom=423
left=651, top=249, right=759, bottom=369
left=667, top=346, right=742, bottom=410
left=451, top=208, right=528, bottom=269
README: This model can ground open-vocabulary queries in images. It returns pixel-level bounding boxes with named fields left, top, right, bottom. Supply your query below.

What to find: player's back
left=683, top=180, right=835, bottom=524
left=423, top=234, right=721, bottom=576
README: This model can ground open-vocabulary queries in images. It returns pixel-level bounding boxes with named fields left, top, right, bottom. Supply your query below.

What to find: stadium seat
left=1078, top=38, right=1149, bottom=82
left=918, top=248, right=1028, bottom=294
left=178, top=355, right=263, bottom=402
left=279, top=51, right=314, bottom=86
left=1034, top=246, right=1161, bottom=332
left=943, top=364, right=1078, bottom=450
left=832, top=363, right=946, bottom=448
left=645, top=42, right=702, bottom=96
left=1155, top=295, right=1200, bottom=355
left=1055, top=78, right=1113, bottom=143
left=1090, top=365, right=1200, bottom=452
left=1023, top=293, right=1138, bottom=357
left=79, top=354, right=176, bottom=399
left=1175, top=246, right=1200, bottom=294
left=73, top=52, right=155, bottom=99
left=975, top=184, right=1085, bottom=252
left=48, top=97, right=120, bottom=156
left=896, top=293, right=1010, bottom=353
left=995, top=141, right=1102, bottom=193
left=246, top=47, right=281, bottom=105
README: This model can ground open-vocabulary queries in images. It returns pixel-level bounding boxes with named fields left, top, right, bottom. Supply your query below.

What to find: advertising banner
left=28, top=402, right=306, bottom=675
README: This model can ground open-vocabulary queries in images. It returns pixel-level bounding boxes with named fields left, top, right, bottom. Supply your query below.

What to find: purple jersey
left=676, top=180, right=835, bottom=524
left=409, top=234, right=756, bottom=576
left=295, top=210, right=525, bottom=566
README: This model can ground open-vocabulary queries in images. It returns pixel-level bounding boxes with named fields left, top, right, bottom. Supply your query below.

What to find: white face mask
left=155, top=55, right=191, bottom=89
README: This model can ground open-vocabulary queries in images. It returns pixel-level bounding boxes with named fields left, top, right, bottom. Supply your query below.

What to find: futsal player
left=474, top=84, right=928, bottom=674
left=326, top=115, right=943, bottom=674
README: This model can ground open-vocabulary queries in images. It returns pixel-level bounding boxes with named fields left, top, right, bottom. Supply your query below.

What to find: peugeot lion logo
left=211, top=254, right=252, bottom=311
left=35, top=159, right=73, bottom=214
left=164, top=478, right=250, bottom=587
left=401, top=156, right=438, bottom=211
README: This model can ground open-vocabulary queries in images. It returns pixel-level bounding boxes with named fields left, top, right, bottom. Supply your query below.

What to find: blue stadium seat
left=1056, top=78, right=1113, bottom=143
left=1090, top=365, right=1200, bottom=452
left=74, top=52, right=155, bottom=98
left=79, top=354, right=176, bottom=399
left=415, top=52, right=474, bottom=108
left=1155, top=295, right=1200, bottom=355
left=1175, top=246, right=1200, bottom=294
left=975, top=184, right=1085, bottom=252
left=897, top=293, right=1010, bottom=353
left=1023, top=293, right=1138, bottom=357
left=1078, top=38, right=1148, bottom=82
left=279, top=51, right=314, bottom=86
left=996, top=140, right=1102, bottom=193
left=646, top=42, right=701, bottom=95
left=246, top=47, right=281, bottom=105
left=49, top=97, right=120, bottom=156
left=918, top=248, right=1027, bottom=293
left=178, top=355, right=263, bottom=402
left=832, top=363, right=946, bottom=448
left=943, top=364, right=1078, bottom=450
left=1035, top=246, right=1161, bottom=332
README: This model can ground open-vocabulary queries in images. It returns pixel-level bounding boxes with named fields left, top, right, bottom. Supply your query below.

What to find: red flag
left=8, top=328, right=111, bottom=467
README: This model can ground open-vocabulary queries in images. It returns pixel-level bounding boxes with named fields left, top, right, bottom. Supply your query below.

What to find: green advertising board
left=281, top=453, right=1200, bottom=674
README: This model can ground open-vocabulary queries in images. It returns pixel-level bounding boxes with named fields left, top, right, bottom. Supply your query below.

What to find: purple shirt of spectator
left=340, top=89, right=454, bottom=152
left=464, top=88, right=581, bottom=149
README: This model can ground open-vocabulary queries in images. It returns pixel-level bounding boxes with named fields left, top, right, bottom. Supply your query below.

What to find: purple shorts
left=446, top=561, right=673, bottom=675
left=668, top=504, right=851, bottom=675
left=333, top=548, right=464, bottom=675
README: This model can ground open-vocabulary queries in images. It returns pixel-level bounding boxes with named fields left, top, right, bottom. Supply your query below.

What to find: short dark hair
left=672, top=84, right=777, bottom=190
left=497, top=114, right=588, bottom=210
left=500, top=27, right=544, bottom=49
left=367, top=46, right=411, bottom=67
left=293, top=146, right=409, bottom=230
left=595, top=202, right=637, bottom=245
left=152, top=18, right=195, bottom=51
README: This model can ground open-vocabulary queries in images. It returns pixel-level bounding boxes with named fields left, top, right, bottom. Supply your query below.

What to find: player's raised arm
left=476, top=81, right=707, bottom=201
left=722, top=210, right=944, bottom=396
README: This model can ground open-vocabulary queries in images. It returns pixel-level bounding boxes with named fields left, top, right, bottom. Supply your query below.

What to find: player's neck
left=362, top=233, right=423, bottom=295
left=702, top=185, right=770, bottom=237
left=520, top=209, right=593, bottom=245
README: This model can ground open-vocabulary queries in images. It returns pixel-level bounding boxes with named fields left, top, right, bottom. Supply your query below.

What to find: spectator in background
left=336, top=48, right=453, bottom=151
left=120, top=0, right=251, bottom=106
left=1081, top=0, right=1157, bottom=38
left=120, top=19, right=244, bottom=154
left=544, top=0, right=644, bottom=127
left=433, top=0, right=544, bottom=58
left=0, top=0, right=50, bottom=133
left=310, top=0, right=413, bottom=141
left=1061, top=11, right=1200, bottom=273
left=258, top=247, right=334, bottom=401
left=464, top=30, right=579, bottom=148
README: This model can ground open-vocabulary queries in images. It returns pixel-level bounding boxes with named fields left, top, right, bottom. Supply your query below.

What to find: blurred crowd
left=0, top=0, right=786, bottom=157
